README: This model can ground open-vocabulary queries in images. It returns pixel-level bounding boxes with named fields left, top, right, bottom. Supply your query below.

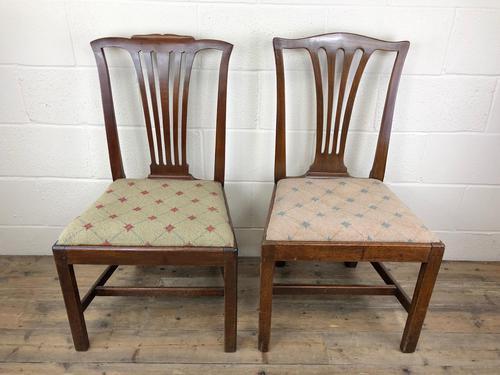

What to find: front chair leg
left=400, top=244, right=444, bottom=353
left=53, top=251, right=89, bottom=351
left=223, top=248, right=237, bottom=352
left=258, top=246, right=275, bottom=352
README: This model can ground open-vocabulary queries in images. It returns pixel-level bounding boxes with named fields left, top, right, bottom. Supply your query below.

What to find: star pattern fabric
left=266, top=177, right=439, bottom=243
left=57, top=179, right=234, bottom=247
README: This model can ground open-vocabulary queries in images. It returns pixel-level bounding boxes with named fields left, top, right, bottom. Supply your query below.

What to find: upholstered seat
left=266, top=177, right=438, bottom=243
left=57, top=179, right=234, bottom=247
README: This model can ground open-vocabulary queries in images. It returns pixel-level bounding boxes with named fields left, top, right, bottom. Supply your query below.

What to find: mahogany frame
left=258, top=32, right=444, bottom=353
left=53, top=34, right=237, bottom=353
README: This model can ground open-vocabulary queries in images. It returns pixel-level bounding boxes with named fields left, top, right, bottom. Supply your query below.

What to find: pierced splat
left=91, top=35, right=233, bottom=182
left=273, top=33, right=409, bottom=182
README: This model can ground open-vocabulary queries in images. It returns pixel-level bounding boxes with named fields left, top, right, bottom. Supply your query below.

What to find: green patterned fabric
left=57, top=179, right=234, bottom=247
left=266, top=177, right=439, bottom=243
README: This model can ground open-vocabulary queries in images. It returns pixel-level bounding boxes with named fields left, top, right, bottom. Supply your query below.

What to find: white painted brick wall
left=0, top=0, right=499, bottom=260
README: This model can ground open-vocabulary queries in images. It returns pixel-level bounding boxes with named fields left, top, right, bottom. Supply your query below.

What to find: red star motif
left=155, top=199, right=163, bottom=204
left=195, top=183, right=203, bottom=187
left=165, top=224, right=175, bottom=232
left=106, top=189, right=114, bottom=194
left=176, top=191, right=184, bottom=196
left=83, top=223, right=93, bottom=230
left=123, top=224, right=134, bottom=232
left=206, top=225, right=215, bottom=232
left=101, top=240, right=111, bottom=246
left=133, top=206, right=142, bottom=211
left=141, top=190, right=149, bottom=195
left=162, top=183, right=169, bottom=188
left=208, top=207, right=218, bottom=212
left=118, top=196, right=127, bottom=203
left=188, top=215, right=196, bottom=221
left=170, top=207, right=179, bottom=213
left=109, top=214, right=118, bottom=219
left=148, top=215, right=157, bottom=221
left=191, top=198, right=199, bottom=203
left=95, top=204, right=104, bottom=209
left=127, top=182, right=135, bottom=186
left=210, top=192, right=218, bottom=196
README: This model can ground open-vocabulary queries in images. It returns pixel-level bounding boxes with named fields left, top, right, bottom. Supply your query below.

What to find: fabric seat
left=57, top=179, right=234, bottom=247
left=266, top=177, right=438, bottom=243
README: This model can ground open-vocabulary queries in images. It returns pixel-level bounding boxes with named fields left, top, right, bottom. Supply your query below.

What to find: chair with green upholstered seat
left=53, top=34, right=237, bottom=353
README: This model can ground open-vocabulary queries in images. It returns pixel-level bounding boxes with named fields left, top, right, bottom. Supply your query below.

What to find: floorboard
left=0, top=256, right=499, bottom=374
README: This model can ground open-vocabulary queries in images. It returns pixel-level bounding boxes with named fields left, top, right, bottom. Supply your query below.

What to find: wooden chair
left=53, top=34, right=238, bottom=352
left=258, top=33, right=444, bottom=353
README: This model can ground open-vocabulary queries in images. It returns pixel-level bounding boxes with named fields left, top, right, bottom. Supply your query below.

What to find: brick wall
left=1, top=0, right=499, bottom=260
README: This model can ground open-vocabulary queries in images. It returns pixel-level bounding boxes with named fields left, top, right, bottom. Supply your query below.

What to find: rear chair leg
left=258, top=247, right=275, bottom=352
left=400, top=244, right=444, bottom=353
left=223, top=249, right=237, bottom=352
left=53, top=251, right=89, bottom=351
left=344, top=262, right=358, bottom=268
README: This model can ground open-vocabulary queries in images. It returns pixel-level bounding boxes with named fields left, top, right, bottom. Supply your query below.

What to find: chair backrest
left=273, top=32, right=409, bottom=182
left=91, top=34, right=233, bottom=184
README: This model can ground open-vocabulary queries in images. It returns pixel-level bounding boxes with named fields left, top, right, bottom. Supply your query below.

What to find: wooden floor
left=0, top=257, right=499, bottom=374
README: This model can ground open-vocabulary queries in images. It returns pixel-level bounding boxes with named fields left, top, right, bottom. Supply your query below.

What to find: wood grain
left=0, top=256, right=499, bottom=374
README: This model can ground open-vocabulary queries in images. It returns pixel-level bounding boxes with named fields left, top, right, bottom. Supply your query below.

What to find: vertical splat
left=91, top=35, right=233, bottom=183
left=308, top=46, right=370, bottom=176
left=273, top=33, right=409, bottom=182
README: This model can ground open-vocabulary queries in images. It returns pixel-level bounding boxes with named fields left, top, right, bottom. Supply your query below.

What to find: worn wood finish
left=260, top=32, right=443, bottom=353
left=54, top=34, right=237, bottom=353
left=223, top=248, right=238, bottom=352
left=273, top=284, right=398, bottom=295
left=273, top=32, right=409, bottom=181
left=94, top=286, right=224, bottom=297
left=401, top=243, right=444, bottom=352
left=91, top=34, right=232, bottom=182
left=258, top=245, right=275, bottom=352
left=1, top=257, right=500, bottom=374
left=372, top=261, right=411, bottom=312
left=81, top=265, right=118, bottom=311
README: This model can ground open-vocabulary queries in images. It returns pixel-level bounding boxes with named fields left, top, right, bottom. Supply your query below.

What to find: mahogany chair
left=258, top=33, right=444, bottom=353
left=53, top=34, right=238, bottom=352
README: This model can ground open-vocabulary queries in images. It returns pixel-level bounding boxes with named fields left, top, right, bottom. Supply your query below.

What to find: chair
left=53, top=34, right=238, bottom=352
left=258, top=33, right=444, bottom=353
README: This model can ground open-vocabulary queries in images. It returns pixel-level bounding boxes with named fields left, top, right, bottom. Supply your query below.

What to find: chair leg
left=53, top=252, right=89, bottom=351
left=258, top=246, right=275, bottom=352
left=275, top=261, right=286, bottom=268
left=223, top=249, right=237, bottom=353
left=344, top=262, right=358, bottom=268
left=400, top=244, right=444, bottom=353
